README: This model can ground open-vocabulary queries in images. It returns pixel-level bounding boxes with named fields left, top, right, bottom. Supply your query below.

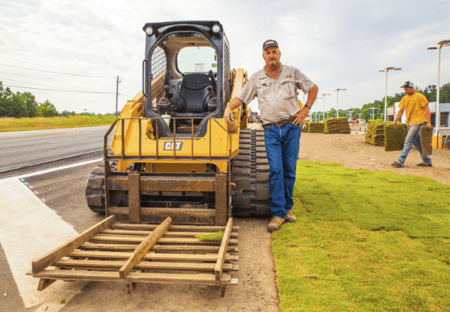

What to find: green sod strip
left=420, top=126, right=433, bottom=156
left=272, top=161, right=450, bottom=311
left=196, top=231, right=224, bottom=242
left=307, top=122, right=325, bottom=133
left=385, top=123, right=407, bottom=151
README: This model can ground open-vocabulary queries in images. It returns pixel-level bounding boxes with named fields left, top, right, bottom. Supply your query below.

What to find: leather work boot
left=268, top=217, right=285, bottom=232
left=285, top=210, right=297, bottom=223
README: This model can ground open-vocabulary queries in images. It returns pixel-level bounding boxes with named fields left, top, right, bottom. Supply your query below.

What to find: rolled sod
left=365, top=120, right=390, bottom=146
left=384, top=123, right=408, bottom=151
left=420, top=126, right=433, bottom=156
left=324, top=117, right=350, bottom=134
left=307, top=122, right=325, bottom=133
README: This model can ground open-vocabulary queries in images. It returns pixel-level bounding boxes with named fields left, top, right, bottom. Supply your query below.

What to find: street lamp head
left=438, top=40, right=450, bottom=46
left=385, top=66, right=395, bottom=70
left=379, top=69, right=386, bottom=72
left=427, top=46, right=438, bottom=50
left=394, top=68, right=402, bottom=70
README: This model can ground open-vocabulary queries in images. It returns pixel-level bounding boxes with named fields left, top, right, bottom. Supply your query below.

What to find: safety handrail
left=104, top=116, right=233, bottom=162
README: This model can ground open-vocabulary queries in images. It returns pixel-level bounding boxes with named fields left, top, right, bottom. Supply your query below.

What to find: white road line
left=6, top=158, right=103, bottom=181
left=0, top=178, right=81, bottom=308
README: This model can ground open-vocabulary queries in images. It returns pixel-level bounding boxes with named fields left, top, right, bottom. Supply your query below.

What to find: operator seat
left=174, top=73, right=213, bottom=117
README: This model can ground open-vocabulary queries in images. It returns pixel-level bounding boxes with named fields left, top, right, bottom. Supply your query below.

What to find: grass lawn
left=0, top=115, right=117, bottom=132
left=272, top=161, right=450, bottom=311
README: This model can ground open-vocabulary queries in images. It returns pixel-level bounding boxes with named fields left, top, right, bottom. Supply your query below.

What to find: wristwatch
left=304, top=105, right=312, bottom=109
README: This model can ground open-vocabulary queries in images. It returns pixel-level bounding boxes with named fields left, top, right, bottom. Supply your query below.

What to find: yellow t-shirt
left=399, top=92, right=428, bottom=126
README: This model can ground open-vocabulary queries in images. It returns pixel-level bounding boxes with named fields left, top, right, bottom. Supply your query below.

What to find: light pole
left=369, top=107, right=377, bottom=120
left=334, top=88, right=346, bottom=117
left=379, top=67, right=402, bottom=121
left=313, top=97, right=322, bottom=122
left=322, top=93, right=331, bottom=121
left=348, top=110, right=354, bottom=121
left=427, top=40, right=450, bottom=136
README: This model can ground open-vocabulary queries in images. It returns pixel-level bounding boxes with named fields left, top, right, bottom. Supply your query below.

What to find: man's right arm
left=224, top=75, right=257, bottom=124
left=391, top=109, right=404, bottom=125
left=224, top=97, right=243, bottom=124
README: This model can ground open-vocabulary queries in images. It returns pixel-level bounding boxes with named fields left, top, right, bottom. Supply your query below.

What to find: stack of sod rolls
left=365, top=120, right=390, bottom=145
left=384, top=123, right=408, bottom=151
left=323, top=117, right=351, bottom=134
left=307, top=122, right=325, bottom=133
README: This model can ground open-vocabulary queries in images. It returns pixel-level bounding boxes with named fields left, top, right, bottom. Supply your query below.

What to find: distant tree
left=0, top=82, right=13, bottom=117
left=38, top=100, right=59, bottom=117
left=60, top=110, right=73, bottom=117
left=21, top=92, right=39, bottom=117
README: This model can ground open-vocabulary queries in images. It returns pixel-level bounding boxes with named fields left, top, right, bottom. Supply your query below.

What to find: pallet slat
left=91, top=235, right=238, bottom=245
left=102, top=229, right=238, bottom=238
left=80, top=242, right=238, bottom=253
left=34, top=269, right=233, bottom=285
left=55, top=259, right=236, bottom=271
left=119, top=217, right=172, bottom=278
left=215, top=218, right=233, bottom=280
left=69, top=250, right=238, bottom=261
left=111, top=223, right=239, bottom=232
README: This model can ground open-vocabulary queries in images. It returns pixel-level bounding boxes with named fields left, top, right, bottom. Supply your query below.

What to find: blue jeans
left=397, top=122, right=432, bottom=166
left=264, top=123, right=300, bottom=219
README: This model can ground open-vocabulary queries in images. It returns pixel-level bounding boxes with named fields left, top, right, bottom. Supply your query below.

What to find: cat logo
left=163, top=141, right=183, bottom=151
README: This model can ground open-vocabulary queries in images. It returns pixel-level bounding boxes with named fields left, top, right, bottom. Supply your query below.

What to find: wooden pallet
left=29, top=216, right=238, bottom=296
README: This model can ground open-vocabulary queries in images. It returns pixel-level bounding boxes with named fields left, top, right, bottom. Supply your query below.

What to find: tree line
left=0, top=82, right=117, bottom=118
left=311, top=82, right=450, bottom=122
left=0, top=82, right=59, bottom=117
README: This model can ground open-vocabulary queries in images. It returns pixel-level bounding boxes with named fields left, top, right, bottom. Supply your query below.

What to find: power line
left=0, top=78, right=70, bottom=90
left=0, top=63, right=114, bottom=79
left=2, top=84, right=115, bottom=94
left=0, top=71, right=115, bottom=85
left=0, top=55, right=112, bottom=77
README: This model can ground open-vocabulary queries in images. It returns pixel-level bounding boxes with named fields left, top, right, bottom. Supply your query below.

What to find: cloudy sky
left=1, top=0, right=449, bottom=115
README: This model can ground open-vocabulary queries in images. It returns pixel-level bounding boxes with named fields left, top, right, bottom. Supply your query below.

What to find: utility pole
left=115, top=76, right=121, bottom=117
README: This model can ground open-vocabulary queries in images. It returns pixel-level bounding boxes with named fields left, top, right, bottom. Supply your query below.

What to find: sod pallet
left=420, top=126, right=433, bottom=156
left=365, top=120, right=390, bottom=146
left=29, top=216, right=239, bottom=297
left=323, top=117, right=350, bottom=134
left=384, top=123, right=408, bottom=151
left=307, top=122, right=324, bottom=133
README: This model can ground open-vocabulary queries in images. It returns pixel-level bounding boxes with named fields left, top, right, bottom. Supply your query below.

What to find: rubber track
left=85, top=163, right=106, bottom=214
left=231, top=129, right=271, bottom=216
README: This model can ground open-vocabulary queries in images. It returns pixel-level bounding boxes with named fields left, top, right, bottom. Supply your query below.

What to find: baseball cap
left=401, top=81, right=414, bottom=88
left=263, top=39, right=279, bottom=50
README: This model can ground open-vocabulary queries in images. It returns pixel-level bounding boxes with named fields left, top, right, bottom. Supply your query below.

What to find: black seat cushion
left=177, top=74, right=212, bottom=113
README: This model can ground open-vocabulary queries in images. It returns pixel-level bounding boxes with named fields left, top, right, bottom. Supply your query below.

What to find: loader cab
left=142, top=21, right=231, bottom=138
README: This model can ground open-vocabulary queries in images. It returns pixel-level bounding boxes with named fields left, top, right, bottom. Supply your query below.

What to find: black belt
left=263, top=116, right=297, bottom=128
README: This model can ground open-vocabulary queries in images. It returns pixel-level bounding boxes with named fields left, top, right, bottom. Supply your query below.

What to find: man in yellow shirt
left=391, top=81, right=433, bottom=167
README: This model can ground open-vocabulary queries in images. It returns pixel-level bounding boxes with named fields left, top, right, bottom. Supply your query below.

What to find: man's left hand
left=427, top=123, right=433, bottom=129
left=293, top=107, right=309, bottom=125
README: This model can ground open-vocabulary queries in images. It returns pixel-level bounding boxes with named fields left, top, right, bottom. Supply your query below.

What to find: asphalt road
left=0, top=126, right=111, bottom=171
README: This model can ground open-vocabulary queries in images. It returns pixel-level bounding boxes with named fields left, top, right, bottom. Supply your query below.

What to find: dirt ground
left=299, top=132, right=450, bottom=184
